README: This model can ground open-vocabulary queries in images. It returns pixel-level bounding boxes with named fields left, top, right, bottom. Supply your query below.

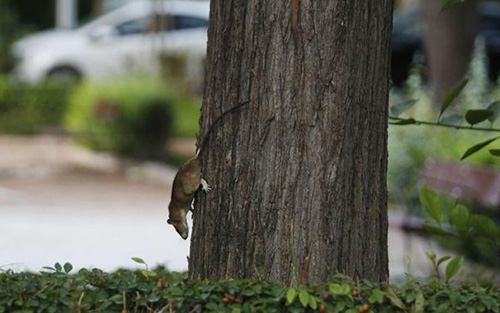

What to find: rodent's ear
left=167, top=219, right=173, bottom=225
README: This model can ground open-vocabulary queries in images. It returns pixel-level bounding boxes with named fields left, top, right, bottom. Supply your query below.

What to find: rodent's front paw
left=201, top=178, right=211, bottom=193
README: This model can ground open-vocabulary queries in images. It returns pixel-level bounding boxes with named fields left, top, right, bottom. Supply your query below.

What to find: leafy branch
left=389, top=79, right=500, bottom=159
left=442, top=0, right=466, bottom=11
left=420, top=184, right=500, bottom=247
left=389, top=116, right=500, bottom=132
left=426, top=253, right=464, bottom=283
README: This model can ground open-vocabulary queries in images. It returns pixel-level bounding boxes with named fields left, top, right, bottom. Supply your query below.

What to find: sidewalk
left=0, top=134, right=190, bottom=272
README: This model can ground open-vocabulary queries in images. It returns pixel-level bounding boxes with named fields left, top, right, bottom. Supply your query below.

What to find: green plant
left=388, top=54, right=500, bottom=265
left=387, top=59, right=500, bottom=209
left=390, top=79, right=500, bottom=160
left=425, top=253, right=464, bottom=283
left=419, top=184, right=500, bottom=267
left=387, top=100, right=500, bottom=211
left=420, top=184, right=500, bottom=243
left=169, top=94, right=200, bottom=139
left=65, top=76, right=199, bottom=160
left=1, top=263, right=499, bottom=313
left=442, top=0, right=467, bottom=11
left=131, top=257, right=157, bottom=280
left=0, top=76, right=73, bottom=134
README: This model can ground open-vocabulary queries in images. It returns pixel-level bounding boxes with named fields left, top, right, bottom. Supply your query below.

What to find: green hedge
left=65, top=77, right=200, bottom=161
left=0, top=77, right=72, bottom=134
left=1, top=265, right=499, bottom=313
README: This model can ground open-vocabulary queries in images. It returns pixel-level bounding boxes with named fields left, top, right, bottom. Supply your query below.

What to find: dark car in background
left=391, top=1, right=500, bottom=86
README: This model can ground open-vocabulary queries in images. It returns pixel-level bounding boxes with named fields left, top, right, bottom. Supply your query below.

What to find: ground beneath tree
left=0, top=135, right=440, bottom=279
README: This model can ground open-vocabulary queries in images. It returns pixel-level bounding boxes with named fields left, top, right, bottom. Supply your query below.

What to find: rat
left=167, top=101, right=249, bottom=239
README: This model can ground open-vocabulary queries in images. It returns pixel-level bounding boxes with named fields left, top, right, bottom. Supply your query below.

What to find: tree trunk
left=424, top=0, right=478, bottom=105
left=189, top=0, right=393, bottom=284
left=92, top=0, right=103, bottom=16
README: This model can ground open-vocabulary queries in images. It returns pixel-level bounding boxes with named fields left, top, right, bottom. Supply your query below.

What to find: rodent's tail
left=197, top=100, right=250, bottom=156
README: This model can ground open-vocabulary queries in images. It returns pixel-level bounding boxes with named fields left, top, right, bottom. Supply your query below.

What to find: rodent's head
left=167, top=218, right=189, bottom=240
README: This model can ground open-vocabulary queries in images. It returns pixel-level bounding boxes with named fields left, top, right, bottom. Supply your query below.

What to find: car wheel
left=47, top=66, right=81, bottom=83
left=391, top=52, right=414, bottom=88
left=487, top=53, right=500, bottom=82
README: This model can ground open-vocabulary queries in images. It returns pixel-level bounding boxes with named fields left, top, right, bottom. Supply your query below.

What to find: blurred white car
left=11, top=0, right=209, bottom=83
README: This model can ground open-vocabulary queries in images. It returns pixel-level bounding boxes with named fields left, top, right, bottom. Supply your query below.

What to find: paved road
left=0, top=135, right=191, bottom=272
left=0, top=174, right=193, bottom=272
left=0, top=135, right=439, bottom=278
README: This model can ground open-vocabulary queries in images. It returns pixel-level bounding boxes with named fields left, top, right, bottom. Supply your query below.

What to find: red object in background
left=422, top=159, right=500, bottom=208
left=93, top=100, right=120, bottom=121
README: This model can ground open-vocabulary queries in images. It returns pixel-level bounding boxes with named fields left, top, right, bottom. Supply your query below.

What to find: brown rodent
left=167, top=100, right=249, bottom=239
left=167, top=157, right=210, bottom=239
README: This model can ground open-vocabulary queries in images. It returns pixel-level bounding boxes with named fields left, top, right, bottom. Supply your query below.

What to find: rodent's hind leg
left=201, top=178, right=211, bottom=193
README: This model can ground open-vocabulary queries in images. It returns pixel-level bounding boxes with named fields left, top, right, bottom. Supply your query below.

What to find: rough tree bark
left=424, top=0, right=478, bottom=105
left=189, top=0, right=393, bottom=283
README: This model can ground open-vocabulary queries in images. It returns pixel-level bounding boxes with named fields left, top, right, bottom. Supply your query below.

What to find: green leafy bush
left=169, top=93, right=200, bottom=139
left=0, top=76, right=72, bottom=134
left=65, top=77, right=200, bottom=160
left=419, top=184, right=500, bottom=267
left=1, top=264, right=499, bottom=313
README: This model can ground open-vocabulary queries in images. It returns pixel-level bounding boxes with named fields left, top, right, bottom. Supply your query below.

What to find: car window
left=116, top=17, right=149, bottom=36
left=174, top=15, right=209, bottom=30
left=116, top=14, right=208, bottom=35
left=151, top=14, right=208, bottom=31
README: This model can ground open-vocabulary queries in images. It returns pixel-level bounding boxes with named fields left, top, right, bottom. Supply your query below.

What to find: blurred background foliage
left=0, top=76, right=73, bottom=134
left=0, top=71, right=200, bottom=160
left=388, top=39, right=500, bottom=204
left=65, top=76, right=199, bottom=160
left=388, top=38, right=500, bottom=269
